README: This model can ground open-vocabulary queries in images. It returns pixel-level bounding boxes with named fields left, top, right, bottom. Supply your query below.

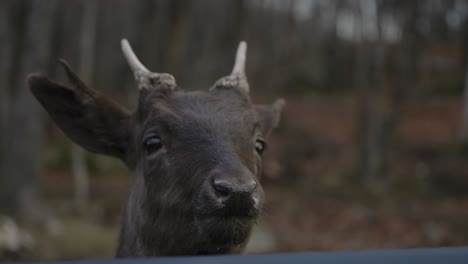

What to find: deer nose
left=212, top=179, right=257, bottom=201
left=204, top=163, right=263, bottom=216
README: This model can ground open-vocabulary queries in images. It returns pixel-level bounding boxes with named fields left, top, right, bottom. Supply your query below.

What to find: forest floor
left=14, top=94, right=468, bottom=260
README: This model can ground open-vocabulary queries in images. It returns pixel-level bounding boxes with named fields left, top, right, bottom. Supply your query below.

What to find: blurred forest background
left=2, top=0, right=468, bottom=261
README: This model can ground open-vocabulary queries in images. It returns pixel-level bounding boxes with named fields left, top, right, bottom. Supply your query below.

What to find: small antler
left=121, top=39, right=176, bottom=90
left=211, top=41, right=249, bottom=95
left=231, top=41, right=247, bottom=76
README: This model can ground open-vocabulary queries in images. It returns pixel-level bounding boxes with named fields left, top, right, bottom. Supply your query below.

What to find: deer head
left=29, top=39, right=284, bottom=257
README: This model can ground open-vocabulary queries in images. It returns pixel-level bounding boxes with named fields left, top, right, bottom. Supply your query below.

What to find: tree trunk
left=355, top=0, right=387, bottom=190
left=384, top=0, right=420, bottom=166
left=0, top=0, right=59, bottom=223
left=460, top=57, right=468, bottom=143
left=0, top=2, right=12, bottom=172
left=459, top=17, right=468, bottom=144
left=165, top=0, right=190, bottom=80
left=71, top=0, right=99, bottom=213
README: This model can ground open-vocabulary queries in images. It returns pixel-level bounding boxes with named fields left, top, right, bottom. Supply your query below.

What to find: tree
left=71, top=0, right=99, bottom=212
left=460, top=54, right=468, bottom=144
left=0, top=0, right=59, bottom=223
left=355, top=0, right=387, bottom=189
left=0, top=1, right=13, bottom=178
left=459, top=15, right=468, bottom=144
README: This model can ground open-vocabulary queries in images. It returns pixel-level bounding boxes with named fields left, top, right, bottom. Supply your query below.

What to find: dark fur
left=29, top=61, right=283, bottom=257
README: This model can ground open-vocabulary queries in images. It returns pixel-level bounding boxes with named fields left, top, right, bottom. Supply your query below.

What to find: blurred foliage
left=431, top=81, right=465, bottom=96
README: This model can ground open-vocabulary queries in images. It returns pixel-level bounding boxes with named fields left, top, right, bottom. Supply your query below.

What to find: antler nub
left=231, top=41, right=247, bottom=76
left=211, top=41, right=250, bottom=94
left=121, top=39, right=176, bottom=90
left=121, top=39, right=151, bottom=74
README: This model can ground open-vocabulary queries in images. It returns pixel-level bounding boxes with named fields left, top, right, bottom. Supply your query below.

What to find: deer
left=28, top=39, right=284, bottom=257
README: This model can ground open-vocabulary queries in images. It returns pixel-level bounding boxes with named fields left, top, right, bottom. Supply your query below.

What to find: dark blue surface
left=17, top=247, right=468, bottom=264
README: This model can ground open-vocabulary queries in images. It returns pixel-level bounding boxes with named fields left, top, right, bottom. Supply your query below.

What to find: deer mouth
left=196, top=211, right=258, bottom=222
left=193, top=176, right=262, bottom=251
left=194, top=214, right=255, bottom=254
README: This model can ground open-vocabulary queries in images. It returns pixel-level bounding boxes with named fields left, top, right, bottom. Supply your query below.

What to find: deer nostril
left=213, top=179, right=233, bottom=198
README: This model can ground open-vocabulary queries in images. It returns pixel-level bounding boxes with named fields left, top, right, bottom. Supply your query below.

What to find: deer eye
left=255, top=139, right=266, bottom=155
left=143, top=136, right=162, bottom=154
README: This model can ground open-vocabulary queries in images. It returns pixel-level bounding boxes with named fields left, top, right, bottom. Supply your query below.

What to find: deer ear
left=255, top=98, right=285, bottom=137
left=28, top=62, right=131, bottom=160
